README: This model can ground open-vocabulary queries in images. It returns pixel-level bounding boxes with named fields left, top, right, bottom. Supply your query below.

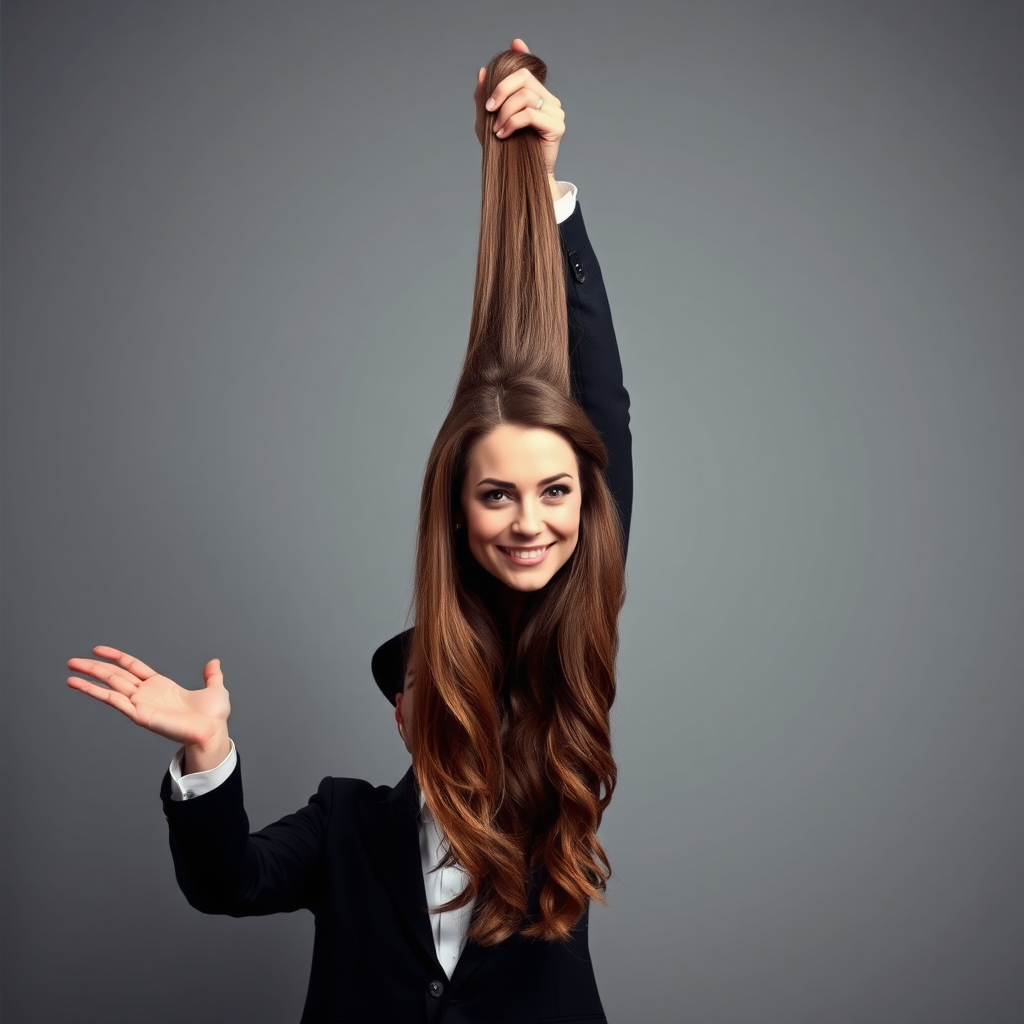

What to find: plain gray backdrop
left=2, top=1, right=1022, bottom=1021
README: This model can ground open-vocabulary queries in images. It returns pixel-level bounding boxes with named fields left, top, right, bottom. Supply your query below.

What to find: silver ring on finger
left=535, top=97, right=544, bottom=111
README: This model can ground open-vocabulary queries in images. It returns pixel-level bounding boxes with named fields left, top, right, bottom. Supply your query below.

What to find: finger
left=493, top=88, right=564, bottom=136
left=91, top=645, right=158, bottom=681
left=67, top=657, right=143, bottom=695
left=510, top=38, right=530, bottom=53
left=489, top=78, right=560, bottom=119
left=67, top=676, right=138, bottom=719
left=486, top=69, right=559, bottom=114
left=494, top=107, right=566, bottom=141
left=497, top=85, right=560, bottom=116
left=203, top=658, right=225, bottom=688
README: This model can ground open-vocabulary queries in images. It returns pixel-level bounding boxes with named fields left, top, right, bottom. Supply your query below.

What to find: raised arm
left=560, top=204, right=632, bottom=552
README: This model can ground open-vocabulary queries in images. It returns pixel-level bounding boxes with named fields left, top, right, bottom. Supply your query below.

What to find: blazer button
left=428, top=979, right=445, bottom=998
left=567, top=250, right=586, bottom=283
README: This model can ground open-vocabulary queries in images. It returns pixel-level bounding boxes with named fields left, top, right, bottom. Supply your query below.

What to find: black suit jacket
left=162, top=761, right=608, bottom=1024
left=161, top=203, right=627, bottom=1022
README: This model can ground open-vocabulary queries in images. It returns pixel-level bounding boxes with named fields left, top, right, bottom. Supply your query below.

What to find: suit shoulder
left=313, top=774, right=405, bottom=807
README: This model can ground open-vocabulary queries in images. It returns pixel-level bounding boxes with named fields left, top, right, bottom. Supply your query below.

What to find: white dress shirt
left=417, top=793, right=475, bottom=978
left=553, top=180, right=577, bottom=220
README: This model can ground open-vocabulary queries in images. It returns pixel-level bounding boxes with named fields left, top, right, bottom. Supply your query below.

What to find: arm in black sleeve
left=559, top=202, right=633, bottom=554
left=160, top=754, right=329, bottom=917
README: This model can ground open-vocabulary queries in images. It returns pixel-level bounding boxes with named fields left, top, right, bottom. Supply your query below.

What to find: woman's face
left=460, top=424, right=582, bottom=592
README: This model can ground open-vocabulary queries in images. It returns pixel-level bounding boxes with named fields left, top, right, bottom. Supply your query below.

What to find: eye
left=544, top=484, right=572, bottom=499
left=483, top=489, right=512, bottom=503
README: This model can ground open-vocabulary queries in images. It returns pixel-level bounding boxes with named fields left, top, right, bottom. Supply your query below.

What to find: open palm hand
left=67, top=646, right=230, bottom=750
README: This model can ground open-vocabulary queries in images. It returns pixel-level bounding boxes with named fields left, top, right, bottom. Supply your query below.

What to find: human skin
left=66, top=647, right=233, bottom=773
left=460, top=425, right=582, bottom=593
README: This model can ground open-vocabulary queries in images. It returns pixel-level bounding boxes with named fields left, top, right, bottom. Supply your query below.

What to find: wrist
left=183, top=728, right=232, bottom=774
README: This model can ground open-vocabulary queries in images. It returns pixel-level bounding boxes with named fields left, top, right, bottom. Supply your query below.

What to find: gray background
left=2, top=1, right=1021, bottom=1021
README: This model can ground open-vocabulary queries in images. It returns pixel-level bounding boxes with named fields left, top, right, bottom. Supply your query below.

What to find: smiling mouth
left=497, top=544, right=554, bottom=565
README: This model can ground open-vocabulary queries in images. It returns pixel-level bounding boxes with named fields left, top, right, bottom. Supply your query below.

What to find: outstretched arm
left=67, top=646, right=324, bottom=914
left=161, top=754, right=329, bottom=917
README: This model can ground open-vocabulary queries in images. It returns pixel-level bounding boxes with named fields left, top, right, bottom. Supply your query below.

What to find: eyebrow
left=475, top=473, right=574, bottom=489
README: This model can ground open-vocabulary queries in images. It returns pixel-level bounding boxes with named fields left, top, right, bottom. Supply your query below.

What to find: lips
left=497, top=544, right=554, bottom=565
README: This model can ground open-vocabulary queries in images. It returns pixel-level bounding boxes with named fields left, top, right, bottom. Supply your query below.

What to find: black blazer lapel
left=358, top=768, right=438, bottom=966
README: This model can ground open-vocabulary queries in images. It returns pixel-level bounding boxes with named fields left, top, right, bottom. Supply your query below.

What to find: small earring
left=454, top=522, right=462, bottom=531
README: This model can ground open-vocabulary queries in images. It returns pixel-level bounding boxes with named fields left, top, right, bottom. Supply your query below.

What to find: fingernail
left=495, top=127, right=504, bottom=137
left=486, top=98, right=496, bottom=111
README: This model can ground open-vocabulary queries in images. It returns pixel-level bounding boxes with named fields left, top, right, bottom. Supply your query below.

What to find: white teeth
left=502, top=547, right=547, bottom=560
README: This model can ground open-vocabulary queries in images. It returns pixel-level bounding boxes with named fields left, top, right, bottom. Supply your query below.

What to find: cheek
left=461, top=506, right=490, bottom=568
left=464, top=503, right=503, bottom=546
left=555, top=497, right=583, bottom=542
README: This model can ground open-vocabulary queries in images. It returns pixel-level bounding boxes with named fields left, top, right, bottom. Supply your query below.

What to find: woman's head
left=418, top=370, right=619, bottom=597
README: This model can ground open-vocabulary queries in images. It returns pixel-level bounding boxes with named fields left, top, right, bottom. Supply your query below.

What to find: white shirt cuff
left=168, top=740, right=237, bottom=802
left=553, top=181, right=578, bottom=224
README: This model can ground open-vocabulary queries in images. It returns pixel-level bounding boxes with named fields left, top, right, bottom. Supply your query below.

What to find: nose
left=513, top=498, right=543, bottom=537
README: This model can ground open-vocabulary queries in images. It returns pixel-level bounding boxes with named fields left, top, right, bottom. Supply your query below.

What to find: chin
left=500, top=571, right=557, bottom=592
left=466, top=540, right=577, bottom=595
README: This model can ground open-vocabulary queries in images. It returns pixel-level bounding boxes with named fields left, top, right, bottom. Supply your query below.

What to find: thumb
left=203, top=658, right=224, bottom=687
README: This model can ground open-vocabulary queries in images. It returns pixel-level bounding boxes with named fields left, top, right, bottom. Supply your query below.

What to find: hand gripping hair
left=463, top=49, right=570, bottom=396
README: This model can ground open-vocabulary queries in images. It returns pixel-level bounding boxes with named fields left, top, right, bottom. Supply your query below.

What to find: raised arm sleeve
left=559, top=203, right=633, bottom=553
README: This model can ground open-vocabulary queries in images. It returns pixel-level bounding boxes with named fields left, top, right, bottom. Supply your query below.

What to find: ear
left=395, top=692, right=406, bottom=739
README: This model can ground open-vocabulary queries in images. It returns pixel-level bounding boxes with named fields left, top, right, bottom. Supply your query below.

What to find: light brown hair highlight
left=463, top=50, right=570, bottom=395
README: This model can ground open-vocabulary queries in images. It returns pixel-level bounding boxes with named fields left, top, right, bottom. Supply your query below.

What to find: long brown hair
left=410, top=372, right=625, bottom=944
left=463, top=49, right=569, bottom=394
left=409, top=49, right=624, bottom=945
